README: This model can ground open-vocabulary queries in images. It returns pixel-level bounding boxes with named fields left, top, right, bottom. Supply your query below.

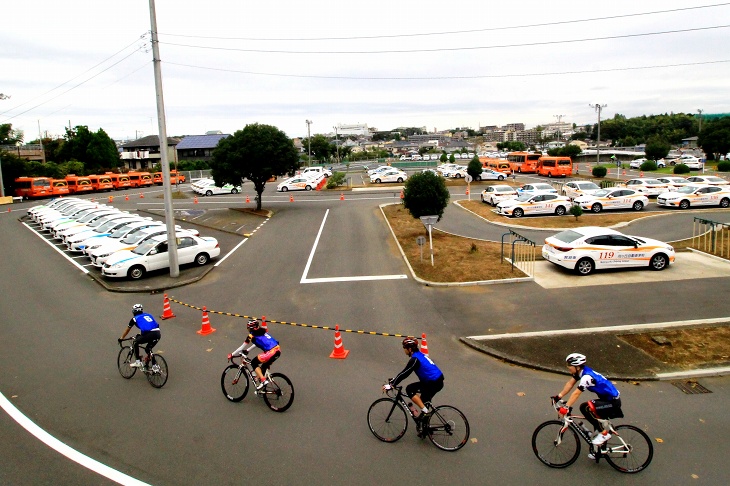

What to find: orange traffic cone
left=329, top=325, right=350, bottom=359
left=420, top=333, right=429, bottom=356
left=125, top=194, right=129, bottom=201
left=289, top=194, right=294, bottom=202
left=340, top=193, right=344, bottom=201
left=622, top=169, right=626, bottom=176
left=140, top=193, right=144, bottom=198
left=465, top=187, right=470, bottom=195
left=6, top=207, right=10, bottom=213
left=160, top=293, right=175, bottom=320
left=261, top=315, right=268, bottom=331
left=400, top=190, right=404, bottom=200
left=197, top=306, right=216, bottom=335
left=246, top=195, right=250, bottom=203
left=194, top=196, right=198, bottom=204
left=108, top=195, right=113, bottom=202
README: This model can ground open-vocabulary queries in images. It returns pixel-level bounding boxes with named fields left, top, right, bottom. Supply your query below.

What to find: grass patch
left=618, top=326, right=730, bottom=368
left=383, top=204, right=528, bottom=282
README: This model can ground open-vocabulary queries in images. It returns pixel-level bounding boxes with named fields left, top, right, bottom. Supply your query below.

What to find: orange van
left=127, top=171, right=153, bottom=188
left=14, top=177, right=52, bottom=199
left=50, top=178, right=70, bottom=196
left=507, top=152, right=541, bottom=173
left=152, top=172, right=163, bottom=185
left=537, top=156, right=573, bottom=178
left=88, top=174, right=114, bottom=192
left=65, top=175, right=94, bottom=194
left=107, top=173, right=131, bottom=190
left=483, top=158, right=513, bottom=174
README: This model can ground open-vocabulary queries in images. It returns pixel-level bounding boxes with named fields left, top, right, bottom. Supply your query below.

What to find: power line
left=158, top=24, right=730, bottom=55
left=164, top=59, right=730, bottom=81
left=157, top=2, right=730, bottom=42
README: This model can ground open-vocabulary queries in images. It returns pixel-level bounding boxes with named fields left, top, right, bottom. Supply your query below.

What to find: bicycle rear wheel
left=425, top=405, right=470, bottom=451
left=532, top=420, right=581, bottom=468
left=117, top=346, right=137, bottom=379
left=603, top=425, right=653, bottom=473
left=367, top=398, right=408, bottom=443
left=262, top=372, right=294, bottom=412
left=145, top=354, right=168, bottom=388
left=221, top=364, right=250, bottom=402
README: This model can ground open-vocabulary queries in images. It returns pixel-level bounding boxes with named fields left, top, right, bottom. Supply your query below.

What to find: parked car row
left=26, top=197, right=220, bottom=280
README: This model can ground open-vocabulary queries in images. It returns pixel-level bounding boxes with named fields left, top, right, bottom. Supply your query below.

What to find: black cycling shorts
left=406, top=376, right=444, bottom=404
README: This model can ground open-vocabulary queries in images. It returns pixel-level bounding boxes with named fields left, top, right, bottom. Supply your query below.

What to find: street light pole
left=553, top=114, right=564, bottom=143
left=589, top=104, right=607, bottom=164
left=306, top=119, right=312, bottom=166
left=698, top=109, right=704, bottom=132
left=334, top=126, right=340, bottom=164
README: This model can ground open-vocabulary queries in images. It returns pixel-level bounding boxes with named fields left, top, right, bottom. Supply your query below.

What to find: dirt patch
left=617, top=326, right=730, bottom=369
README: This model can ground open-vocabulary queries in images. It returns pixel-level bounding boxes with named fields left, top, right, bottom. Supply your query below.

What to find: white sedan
left=496, top=192, right=572, bottom=218
left=101, top=233, right=220, bottom=279
left=542, top=226, right=675, bottom=276
left=475, top=169, right=506, bottom=181
left=656, top=185, right=730, bottom=209
left=194, top=180, right=242, bottom=196
left=686, top=175, right=730, bottom=186
left=573, top=188, right=648, bottom=213
left=656, top=176, right=692, bottom=189
left=517, top=183, right=558, bottom=195
left=623, top=178, right=670, bottom=196
left=371, top=170, right=407, bottom=184
left=562, top=181, right=602, bottom=200
left=89, top=226, right=197, bottom=268
left=481, top=185, right=518, bottom=205
left=277, top=176, right=319, bottom=191
left=66, top=216, right=146, bottom=252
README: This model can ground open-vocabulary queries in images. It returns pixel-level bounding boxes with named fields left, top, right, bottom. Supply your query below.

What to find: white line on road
left=215, top=237, right=248, bottom=266
left=301, top=209, right=407, bottom=283
left=23, top=222, right=89, bottom=274
left=0, top=392, right=151, bottom=486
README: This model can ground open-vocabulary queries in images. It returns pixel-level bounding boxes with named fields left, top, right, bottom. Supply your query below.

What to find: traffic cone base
left=160, top=294, right=175, bottom=320
left=197, top=306, right=216, bottom=335
left=329, top=325, right=350, bottom=359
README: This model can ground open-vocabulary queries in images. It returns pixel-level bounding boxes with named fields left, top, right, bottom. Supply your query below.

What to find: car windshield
left=677, top=185, right=700, bottom=194
left=577, top=182, right=600, bottom=190
left=706, top=177, right=725, bottom=183
left=495, top=186, right=513, bottom=193
left=515, top=194, right=534, bottom=202
left=551, top=229, right=585, bottom=244
left=133, top=239, right=159, bottom=255
left=591, top=189, right=611, bottom=197
left=644, top=179, right=662, bottom=184
left=96, top=219, right=129, bottom=233
left=111, top=225, right=138, bottom=238
left=534, top=184, right=553, bottom=190
left=123, top=228, right=157, bottom=244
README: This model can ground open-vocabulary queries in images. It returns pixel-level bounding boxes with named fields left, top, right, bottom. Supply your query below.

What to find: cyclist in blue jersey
left=552, top=353, right=623, bottom=447
left=230, top=319, right=281, bottom=390
left=118, top=304, right=161, bottom=369
left=384, top=337, right=445, bottom=419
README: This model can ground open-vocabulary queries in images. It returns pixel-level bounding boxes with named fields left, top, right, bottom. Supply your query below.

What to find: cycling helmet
left=132, top=304, right=144, bottom=315
left=565, top=353, right=587, bottom=366
left=402, top=337, right=419, bottom=350
left=247, top=319, right=260, bottom=331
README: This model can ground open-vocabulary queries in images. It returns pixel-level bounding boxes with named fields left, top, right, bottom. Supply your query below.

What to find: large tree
left=303, top=134, right=334, bottom=163
left=210, top=123, right=299, bottom=210
left=1, top=123, right=23, bottom=145
left=402, top=171, right=450, bottom=221
left=644, top=136, right=671, bottom=161
left=55, top=125, right=118, bottom=172
left=698, top=117, right=730, bottom=160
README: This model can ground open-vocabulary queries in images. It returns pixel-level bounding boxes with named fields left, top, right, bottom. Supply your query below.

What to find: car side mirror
left=149, top=249, right=158, bottom=255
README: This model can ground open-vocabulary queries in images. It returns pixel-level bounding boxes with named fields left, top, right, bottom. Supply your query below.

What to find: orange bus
left=88, top=174, right=114, bottom=192
left=50, top=179, right=70, bottom=196
left=507, top=152, right=541, bottom=173
left=14, top=177, right=52, bottom=199
left=481, top=158, right=512, bottom=174
left=537, top=156, right=573, bottom=178
left=65, top=175, right=94, bottom=194
left=127, top=171, right=153, bottom=188
left=107, top=173, right=131, bottom=190
left=152, top=170, right=185, bottom=185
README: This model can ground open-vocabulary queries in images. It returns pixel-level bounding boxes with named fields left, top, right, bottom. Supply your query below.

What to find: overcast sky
left=2, top=1, right=729, bottom=142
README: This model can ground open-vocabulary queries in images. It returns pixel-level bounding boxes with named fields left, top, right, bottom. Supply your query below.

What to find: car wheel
left=720, top=198, right=730, bottom=208
left=476, top=176, right=482, bottom=181
left=498, top=175, right=504, bottom=181
left=205, top=190, right=213, bottom=196
left=679, top=199, right=690, bottom=210
left=128, top=265, right=146, bottom=280
left=281, top=186, right=288, bottom=192
left=397, top=178, right=403, bottom=183
left=513, top=208, right=524, bottom=218
left=517, top=168, right=522, bottom=173
left=548, top=173, right=552, bottom=178
left=231, top=188, right=238, bottom=194
left=591, top=203, right=602, bottom=213
left=375, top=179, right=381, bottom=184
left=632, top=201, right=644, bottom=211
left=305, top=185, right=312, bottom=191
left=555, top=206, right=566, bottom=216
left=194, top=252, right=210, bottom=266
left=575, top=258, right=594, bottom=276
left=455, top=174, right=461, bottom=178
left=649, top=253, right=669, bottom=271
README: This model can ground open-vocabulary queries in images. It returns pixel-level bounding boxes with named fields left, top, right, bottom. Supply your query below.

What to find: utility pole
left=149, top=0, right=179, bottom=277
left=334, top=126, right=340, bottom=164
left=553, top=114, right=565, bottom=142
left=589, top=104, right=607, bottom=164
left=698, top=109, right=704, bottom=132
left=306, top=119, right=312, bottom=165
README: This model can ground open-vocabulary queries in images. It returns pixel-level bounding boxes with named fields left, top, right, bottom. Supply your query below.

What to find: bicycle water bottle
left=408, top=402, right=420, bottom=418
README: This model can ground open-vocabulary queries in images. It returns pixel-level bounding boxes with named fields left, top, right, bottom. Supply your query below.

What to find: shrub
left=326, top=171, right=346, bottom=188
left=569, top=204, right=583, bottom=220
left=717, top=161, right=730, bottom=172
left=640, top=161, right=658, bottom=171
left=592, top=166, right=607, bottom=177
left=673, top=164, right=690, bottom=174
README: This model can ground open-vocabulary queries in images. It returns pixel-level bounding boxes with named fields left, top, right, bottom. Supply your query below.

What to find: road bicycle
left=367, top=383, right=469, bottom=452
left=220, top=354, right=294, bottom=412
left=531, top=398, right=653, bottom=473
left=117, top=337, right=168, bottom=388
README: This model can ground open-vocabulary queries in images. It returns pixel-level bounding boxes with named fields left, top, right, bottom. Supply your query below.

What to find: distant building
left=336, top=124, right=370, bottom=137
left=175, top=133, right=230, bottom=162
left=119, top=135, right=181, bottom=170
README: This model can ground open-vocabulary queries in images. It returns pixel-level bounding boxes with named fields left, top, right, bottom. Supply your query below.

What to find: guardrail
left=693, top=217, right=730, bottom=259
left=500, top=229, right=536, bottom=275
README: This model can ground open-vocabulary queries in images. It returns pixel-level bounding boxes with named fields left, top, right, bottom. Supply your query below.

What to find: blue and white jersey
left=130, top=313, right=160, bottom=333
left=250, top=332, right=279, bottom=352
left=577, top=366, right=620, bottom=400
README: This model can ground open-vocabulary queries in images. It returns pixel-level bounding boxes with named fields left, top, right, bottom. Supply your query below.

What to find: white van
left=301, top=166, right=332, bottom=178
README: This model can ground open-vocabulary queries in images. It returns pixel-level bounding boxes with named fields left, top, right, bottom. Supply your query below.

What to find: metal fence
left=692, top=217, right=730, bottom=259
left=500, top=229, right=536, bottom=275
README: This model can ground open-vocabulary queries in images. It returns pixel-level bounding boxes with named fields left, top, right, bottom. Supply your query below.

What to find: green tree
left=467, top=157, right=482, bottom=179
left=0, top=123, right=23, bottom=145
left=56, top=125, right=118, bottom=172
left=644, top=136, right=671, bottom=161
left=0, top=151, right=26, bottom=194
left=305, top=134, right=333, bottom=163
left=497, top=141, right=526, bottom=152
left=210, top=123, right=299, bottom=211
left=440, top=153, right=448, bottom=162
left=402, top=171, right=450, bottom=221
left=698, top=117, right=730, bottom=160
left=449, top=153, right=456, bottom=163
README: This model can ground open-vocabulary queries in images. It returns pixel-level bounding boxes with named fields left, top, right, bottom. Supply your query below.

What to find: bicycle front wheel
left=221, top=364, right=250, bottom=402
left=117, top=346, right=137, bottom=379
left=425, top=405, right=470, bottom=451
left=532, top=420, right=581, bottom=468
left=262, top=372, right=294, bottom=412
left=367, top=398, right=408, bottom=443
left=603, top=425, right=653, bottom=473
left=146, top=354, right=168, bottom=388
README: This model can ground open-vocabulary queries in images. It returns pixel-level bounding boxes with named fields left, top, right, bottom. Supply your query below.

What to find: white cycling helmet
left=565, top=353, right=586, bottom=366
left=132, top=303, right=144, bottom=315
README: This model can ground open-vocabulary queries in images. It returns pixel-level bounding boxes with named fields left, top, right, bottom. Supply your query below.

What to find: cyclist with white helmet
left=230, top=319, right=281, bottom=390
left=119, top=304, right=161, bottom=369
left=383, top=337, right=445, bottom=419
left=553, top=353, right=623, bottom=447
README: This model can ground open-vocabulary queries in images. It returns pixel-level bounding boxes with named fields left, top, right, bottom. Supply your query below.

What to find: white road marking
left=23, top=222, right=89, bottom=274
left=0, top=392, right=151, bottom=486
left=215, top=237, right=248, bottom=267
left=300, top=209, right=407, bottom=283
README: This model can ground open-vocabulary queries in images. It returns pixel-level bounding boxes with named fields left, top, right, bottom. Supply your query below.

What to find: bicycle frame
left=228, top=355, right=274, bottom=394
left=551, top=400, right=630, bottom=458
left=384, top=385, right=423, bottom=422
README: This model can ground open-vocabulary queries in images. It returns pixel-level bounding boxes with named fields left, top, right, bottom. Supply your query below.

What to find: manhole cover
left=671, top=381, right=712, bottom=394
